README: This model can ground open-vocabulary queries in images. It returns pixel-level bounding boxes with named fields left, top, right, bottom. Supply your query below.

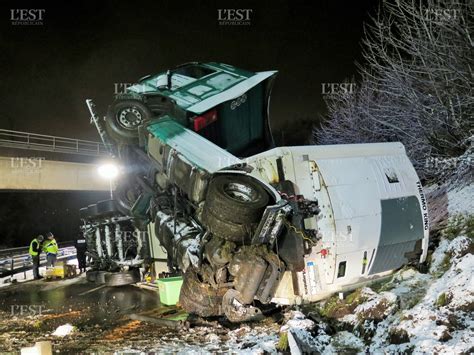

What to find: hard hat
left=46, top=232, right=54, bottom=238
left=37, top=235, right=44, bottom=242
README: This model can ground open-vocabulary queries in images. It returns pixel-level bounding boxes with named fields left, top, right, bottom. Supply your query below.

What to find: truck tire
left=104, top=269, right=141, bottom=286
left=95, top=200, right=120, bottom=217
left=87, top=204, right=100, bottom=218
left=202, top=175, right=269, bottom=242
left=86, top=270, right=98, bottom=282
left=202, top=208, right=253, bottom=243
left=179, top=269, right=227, bottom=317
left=105, top=99, right=152, bottom=144
left=87, top=201, right=120, bottom=219
left=95, top=271, right=110, bottom=284
left=204, top=175, right=269, bottom=224
left=80, top=207, right=91, bottom=220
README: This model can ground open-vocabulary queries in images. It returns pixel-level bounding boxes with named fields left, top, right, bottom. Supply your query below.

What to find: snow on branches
left=314, top=0, right=473, bottom=180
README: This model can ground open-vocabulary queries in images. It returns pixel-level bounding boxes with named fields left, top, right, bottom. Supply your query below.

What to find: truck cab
left=105, top=62, right=277, bottom=156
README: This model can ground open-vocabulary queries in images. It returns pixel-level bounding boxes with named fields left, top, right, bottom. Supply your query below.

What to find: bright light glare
left=98, top=163, right=119, bottom=179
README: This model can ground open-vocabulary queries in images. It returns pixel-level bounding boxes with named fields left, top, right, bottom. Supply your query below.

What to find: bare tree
left=314, top=0, right=473, bottom=180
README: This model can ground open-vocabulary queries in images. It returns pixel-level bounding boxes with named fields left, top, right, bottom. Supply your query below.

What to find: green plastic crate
left=157, top=276, right=183, bottom=306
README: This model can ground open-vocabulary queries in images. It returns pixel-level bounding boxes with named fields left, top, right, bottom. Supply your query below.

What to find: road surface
left=0, top=274, right=280, bottom=353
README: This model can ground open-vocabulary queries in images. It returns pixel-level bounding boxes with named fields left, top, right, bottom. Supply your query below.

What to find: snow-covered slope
left=369, top=235, right=473, bottom=353
left=281, top=183, right=473, bottom=354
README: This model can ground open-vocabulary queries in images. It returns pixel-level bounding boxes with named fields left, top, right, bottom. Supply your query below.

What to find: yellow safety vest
left=29, top=239, right=40, bottom=256
left=43, top=239, right=58, bottom=254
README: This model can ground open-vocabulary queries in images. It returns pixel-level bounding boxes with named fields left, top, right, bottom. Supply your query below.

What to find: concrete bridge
left=0, top=129, right=113, bottom=191
left=0, top=156, right=111, bottom=191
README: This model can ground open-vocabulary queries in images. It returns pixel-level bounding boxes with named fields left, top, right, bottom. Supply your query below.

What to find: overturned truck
left=80, top=62, right=429, bottom=321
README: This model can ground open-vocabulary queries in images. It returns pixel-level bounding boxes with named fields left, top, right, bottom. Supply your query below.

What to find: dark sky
left=0, top=0, right=378, bottom=246
left=0, top=191, right=109, bottom=248
left=0, top=0, right=378, bottom=143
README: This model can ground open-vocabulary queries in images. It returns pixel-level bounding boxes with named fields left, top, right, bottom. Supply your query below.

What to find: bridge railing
left=0, top=129, right=112, bottom=157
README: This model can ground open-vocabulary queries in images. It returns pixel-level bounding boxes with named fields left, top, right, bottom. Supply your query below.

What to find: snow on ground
left=369, top=236, right=473, bottom=354
left=281, top=310, right=332, bottom=353
left=298, top=233, right=473, bottom=354
left=117, top=320, right=281, bottom=354
left=226, top=323, right=280, bottom=354
left=429, top=238, right=450, bottom=273
left=447, top=183, right=473, bottom=215
left=353, top=288, right=397, bottom=319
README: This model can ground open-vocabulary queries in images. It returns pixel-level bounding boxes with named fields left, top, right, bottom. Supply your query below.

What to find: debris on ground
left=52, top=323, right=75, bottom=337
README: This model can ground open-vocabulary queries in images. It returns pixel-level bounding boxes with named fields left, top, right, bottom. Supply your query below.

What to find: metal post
left=10, top=258, right=14, bottom=282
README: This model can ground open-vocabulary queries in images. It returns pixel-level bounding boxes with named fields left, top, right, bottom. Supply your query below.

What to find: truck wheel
left=204, top=175, right=269, bottom=223
left=202, top=175, right=269, bottom=242
left=87, top=204, right=100, bottom=218
left=86, top=270, right=98, bottom=282
left=80, top=207, right=90, bottom=220
left=95, top=271, right=110, bottom=284
left=87, top=201, right=120, bottom=219
left=104, top=269, right=141, bottom=286
left=95, top=200, right=120, bottom=217
left=202, top=209, right=254, bottom=243
left=105, top=99, right=152, bottom=144
left=179, top=269, right=227, bottom=317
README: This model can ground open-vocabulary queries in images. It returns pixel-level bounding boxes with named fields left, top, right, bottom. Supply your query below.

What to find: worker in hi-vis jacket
left=43, top=232, right=58, bottom=267
left=29, top=235, right=44, bottom=279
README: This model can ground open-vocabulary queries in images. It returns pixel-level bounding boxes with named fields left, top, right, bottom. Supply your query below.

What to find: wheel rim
left=223, top=182, right=259, bottom=203
left=117, top=107, right=143, bottom=129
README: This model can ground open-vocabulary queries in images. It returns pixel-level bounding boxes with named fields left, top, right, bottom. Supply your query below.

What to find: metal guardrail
left=0, top=129, right=112, bottom=157
left=0, top=242, right=77, bottom=278
left=0, top=241, right=74, bottom=258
